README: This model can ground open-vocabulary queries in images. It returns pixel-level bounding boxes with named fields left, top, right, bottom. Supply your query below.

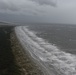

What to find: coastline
left=0, top=26, right=43, bottom=75
left=11, top=30, right=44, bottom=75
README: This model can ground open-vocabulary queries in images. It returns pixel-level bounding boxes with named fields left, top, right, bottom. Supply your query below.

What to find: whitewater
left=15, top=26, right=76, bottom=75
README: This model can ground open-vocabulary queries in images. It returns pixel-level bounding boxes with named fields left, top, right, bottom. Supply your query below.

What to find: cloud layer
left=30, top=0, right=57, bottom=6
left=0, top=0, right=76, bottom=24
left=0, top=0, right=56, bottom=14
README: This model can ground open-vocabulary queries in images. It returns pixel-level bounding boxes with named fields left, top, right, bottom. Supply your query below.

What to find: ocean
left=15, top=24, right=76, bottom=75
left=27, top=24, right=76, bottom=54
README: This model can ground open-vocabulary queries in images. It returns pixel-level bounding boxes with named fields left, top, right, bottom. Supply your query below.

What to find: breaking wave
left=15, top=26, right=76, bottom=75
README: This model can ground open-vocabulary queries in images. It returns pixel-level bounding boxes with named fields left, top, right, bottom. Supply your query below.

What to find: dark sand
left=0, top=26, right=43, bottom=75
left=0, top=26, right=19, bottom=75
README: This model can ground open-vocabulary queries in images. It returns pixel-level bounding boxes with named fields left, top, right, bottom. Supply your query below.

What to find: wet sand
left=0, top=26, right=43, bottom=75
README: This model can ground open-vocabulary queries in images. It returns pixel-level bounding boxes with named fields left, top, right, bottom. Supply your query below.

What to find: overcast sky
left=0, top=0, right=76, bottom=24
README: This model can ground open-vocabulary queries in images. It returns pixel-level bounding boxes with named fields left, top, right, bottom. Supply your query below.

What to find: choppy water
left=27, top=24, right=76, bottom=54
left=15, top=24, right=76, bottom=75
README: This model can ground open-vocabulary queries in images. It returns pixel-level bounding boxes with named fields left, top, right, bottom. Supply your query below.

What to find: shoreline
left=0, top=26, right=44, bottom=75
left=11, top=30, right=44, bottom=75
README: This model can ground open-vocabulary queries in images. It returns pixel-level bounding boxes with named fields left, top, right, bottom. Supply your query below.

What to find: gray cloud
left=0, top=0, right=19, bottom=12
left=0, top=0, right=57, bottom=14
left=0, top=0, right=43, bottom=15
left=0, top=0, right=76, bottom=24
left=30, top=0, right=57, bottom=6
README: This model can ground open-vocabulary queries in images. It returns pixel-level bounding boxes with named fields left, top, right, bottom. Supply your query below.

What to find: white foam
left=15, top=26, right=76, bottom=75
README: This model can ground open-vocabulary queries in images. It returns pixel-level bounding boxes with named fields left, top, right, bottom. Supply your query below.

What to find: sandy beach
left=0, top=26, right=43, bottom=75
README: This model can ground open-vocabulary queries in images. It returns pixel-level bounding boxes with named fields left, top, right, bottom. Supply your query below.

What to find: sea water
left=15, top=24, right=76, bottom=75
